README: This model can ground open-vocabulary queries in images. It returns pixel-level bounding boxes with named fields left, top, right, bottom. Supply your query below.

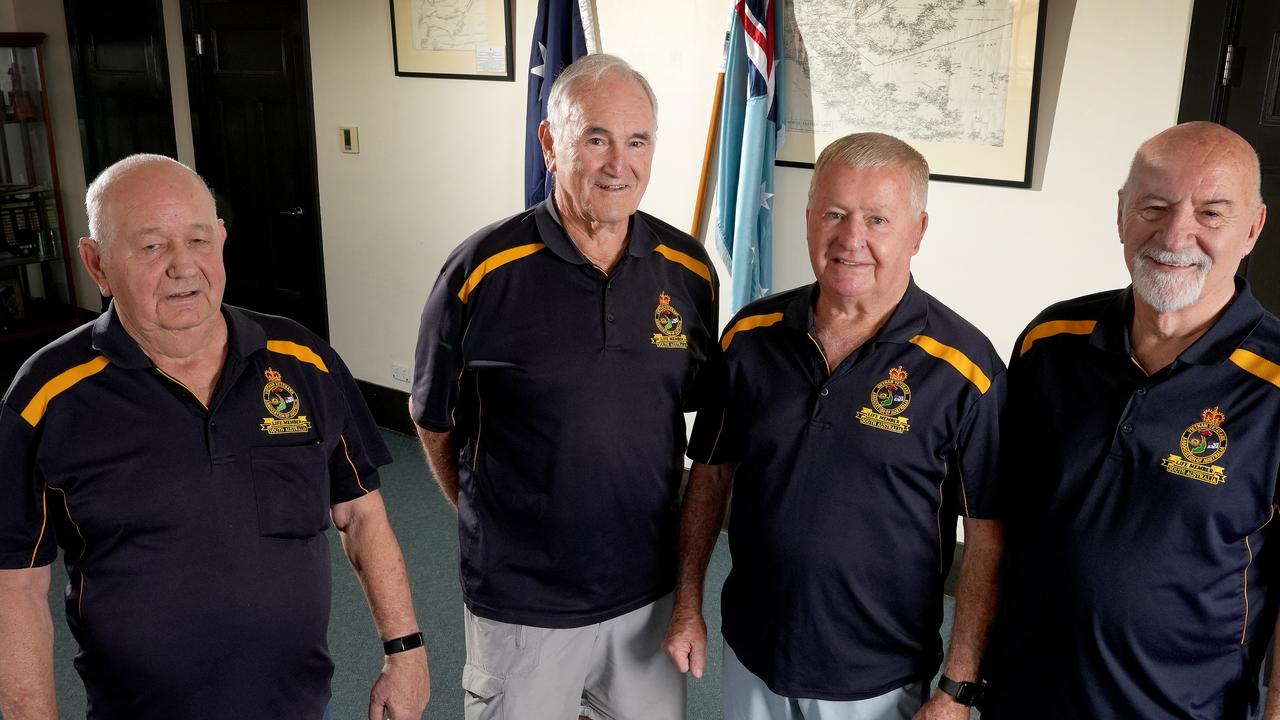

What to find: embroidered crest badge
left=260, top=367, right=313, bottom=435
left=1160, top=406, right=1228, bottom=485
left=857, top=366, right=912, bottom=434
left=651, top=291, right=689, bottom=350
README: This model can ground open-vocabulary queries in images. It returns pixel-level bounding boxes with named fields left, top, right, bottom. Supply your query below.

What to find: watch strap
left=937, top=674, right=985, bottom=706
left=382, top=631, right=425, bottom=655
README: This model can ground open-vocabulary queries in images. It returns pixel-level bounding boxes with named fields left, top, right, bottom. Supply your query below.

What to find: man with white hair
left=982, top=121, right=1278, bottom=719
left=0, top=154, right=430, bottom=719
left=410, top=54, right=717, bottom=719
left=664, top=132, right=1006, bottom=720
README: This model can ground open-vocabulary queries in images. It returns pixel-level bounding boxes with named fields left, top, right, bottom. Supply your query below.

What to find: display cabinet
left=0, top=32, right=80, bottom=348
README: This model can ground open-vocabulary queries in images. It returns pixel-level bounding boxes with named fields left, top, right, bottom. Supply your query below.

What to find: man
left=982, top=122, right=1278, bottom=719
left=0, top=155, right=430, bottom=720
left=410, top=54, right=716, bottom=719
left=664, top=132, right=1005, bottom=720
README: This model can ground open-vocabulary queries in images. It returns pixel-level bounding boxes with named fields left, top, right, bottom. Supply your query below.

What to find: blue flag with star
left=715, top=0, right=785, bottom=312
left=524, top=0, right=589, bottom=208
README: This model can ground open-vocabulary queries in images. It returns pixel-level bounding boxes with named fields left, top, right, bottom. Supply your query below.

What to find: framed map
left=778, top=0, right=1045, bottom=187
left=389, top=0, right=514, bottom=80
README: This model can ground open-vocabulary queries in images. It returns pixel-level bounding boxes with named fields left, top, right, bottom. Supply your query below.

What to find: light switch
left=339, top=126, right=360, bottom=154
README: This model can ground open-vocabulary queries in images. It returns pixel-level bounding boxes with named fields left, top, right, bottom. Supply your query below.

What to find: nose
left=834, top=219, right=866, bottom=250
left=603, top=144, right=626, bottom=176
left=1162, top=204, right=1200, bottom=247
left=166, top=242, right=198, bottom=278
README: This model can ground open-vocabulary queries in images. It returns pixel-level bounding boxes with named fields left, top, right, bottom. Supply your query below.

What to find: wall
left=309, top=0, right=1194, bottom=390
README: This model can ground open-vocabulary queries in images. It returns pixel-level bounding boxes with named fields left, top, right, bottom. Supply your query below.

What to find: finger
left=368, top=696, right=386, bottom=720
left=690, top=639, right=707, bottom=679
left=665, top=641, right=691, bottom=673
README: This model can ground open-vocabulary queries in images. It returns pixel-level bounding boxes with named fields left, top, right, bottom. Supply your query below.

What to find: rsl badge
left=1160, top=406, right=1228, bottom=485
left=651, top=291, right=689, bottom=350
left=857, top=366, right=912, bottom=434
left=259, top=367, right=313, bottom=435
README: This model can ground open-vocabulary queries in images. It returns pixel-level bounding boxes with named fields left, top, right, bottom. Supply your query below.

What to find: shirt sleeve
left=325, top=348, right=390, bottom=505
left=0, top=401, right=56, bottom=568
left=687, top=334, right=744, bottom=465
left=410, top=256, right=469, bottom=433
left=952, top=365, right=1007, bottom=519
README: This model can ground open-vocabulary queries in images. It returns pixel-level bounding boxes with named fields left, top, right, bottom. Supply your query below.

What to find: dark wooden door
left=1181, top=0, right=1280, bottom=314
left=180, top=0, right=328, bottom=337
left=64, top=0, right=177, bottom=183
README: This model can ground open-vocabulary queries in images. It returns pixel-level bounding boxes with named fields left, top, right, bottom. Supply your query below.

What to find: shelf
left=0, top=298, right=89, bottom=342
left=0, top=250, right=59, bottom=268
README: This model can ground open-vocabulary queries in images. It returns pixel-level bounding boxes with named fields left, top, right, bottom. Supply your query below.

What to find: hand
left=661, top=607, right=708, bottom=679
left=912, top=691, right=972, bottom=720
left=367, top=647, right=430, bottom=720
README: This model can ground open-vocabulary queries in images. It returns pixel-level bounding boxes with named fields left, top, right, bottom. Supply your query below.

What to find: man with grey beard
left=981, top=122, right=1280, bottom=720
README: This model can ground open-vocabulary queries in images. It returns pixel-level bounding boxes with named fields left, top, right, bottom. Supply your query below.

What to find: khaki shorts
left=462, top=594, right=686, bottom=720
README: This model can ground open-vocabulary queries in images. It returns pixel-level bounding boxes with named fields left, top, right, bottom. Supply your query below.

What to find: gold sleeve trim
left=909, top=335, right=992, bottom=394
left=457, top=243, right=546, bottom=304
left=721, top=312, right=785, bottom=351
left=266, top=340, right=330, bottom=373
left=1230, top=349, right=1280, bottom=389
left=19, top=356, right=111, bottom=427
left=654, top=244, right=715, bottom=300
left=1018, top=320, right=1096, bottom=357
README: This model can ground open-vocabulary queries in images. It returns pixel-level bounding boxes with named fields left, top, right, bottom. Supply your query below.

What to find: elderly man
left=663, top=132, right=1005, bottom=720
left=982, top=123, right=1278, bottom=719
left=0, top=155, right=430, bottom=720
left=410, top=54, right=716, bottom=719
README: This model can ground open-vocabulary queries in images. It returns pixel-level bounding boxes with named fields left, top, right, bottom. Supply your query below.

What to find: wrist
left=937, top=674, right=985, bottom=707
left=382, top=631, right=424, bottom=656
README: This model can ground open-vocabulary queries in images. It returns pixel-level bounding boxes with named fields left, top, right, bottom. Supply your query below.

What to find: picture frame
left=777, top=0, right=1047, bottom=187
left=388, top=0, right=514, bottom=81
left=0, top=278, right=25, bottom=321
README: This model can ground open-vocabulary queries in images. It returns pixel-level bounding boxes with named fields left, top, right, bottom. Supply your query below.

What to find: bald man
left=0, top=155, right=429, bottom=720
left=982, top=122, right=1277, bottom=719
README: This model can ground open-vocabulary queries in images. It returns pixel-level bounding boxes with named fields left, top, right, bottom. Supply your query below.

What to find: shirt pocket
left=250, top=442, right=330, bottom=539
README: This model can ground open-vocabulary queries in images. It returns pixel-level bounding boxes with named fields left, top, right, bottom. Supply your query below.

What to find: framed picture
left=389, top=0, right=514, bottom=81
left=777, top=0, right=1046, bottom=187
left=0, top=278, right=24, bottom=321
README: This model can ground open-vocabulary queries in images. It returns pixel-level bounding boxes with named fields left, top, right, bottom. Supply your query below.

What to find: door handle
left=279, top=206, right=304, bottom=216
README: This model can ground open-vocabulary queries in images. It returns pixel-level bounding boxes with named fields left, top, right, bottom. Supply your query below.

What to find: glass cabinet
left=0, top=32, right=79, bottom=344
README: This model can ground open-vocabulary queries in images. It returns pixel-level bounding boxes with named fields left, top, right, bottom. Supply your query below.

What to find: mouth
left=166, top=290, right=200, bottom=300
left=595, top=182, right=629, bottom=192
left=1139, top=249, right=1207, bottom=272
left=831, top=258, right=869, bottom=267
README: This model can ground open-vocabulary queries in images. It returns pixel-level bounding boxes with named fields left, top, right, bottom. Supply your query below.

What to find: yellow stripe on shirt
left=19, top=356, right=110, bottom=427
left=721, top=312, right=785, bottom=351
left=1230, top=348, right=1280, bottom=390
left=909, top=335, right=991, bottom=394
left=1019, top=319, right=1097, bottom=357
left=457, top=243, right=546, bottom=304
left=266, top=340, right=329, bottom=373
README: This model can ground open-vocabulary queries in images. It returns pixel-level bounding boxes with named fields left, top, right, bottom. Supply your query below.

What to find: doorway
left=180, top=0, right=328, bottom=338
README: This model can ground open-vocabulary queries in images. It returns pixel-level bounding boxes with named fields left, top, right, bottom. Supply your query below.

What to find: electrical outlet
left=391, top=363, right=412, bottom=384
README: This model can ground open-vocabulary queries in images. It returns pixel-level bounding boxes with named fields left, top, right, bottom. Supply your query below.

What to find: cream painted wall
left=310, top=0, right=1195, bottom=390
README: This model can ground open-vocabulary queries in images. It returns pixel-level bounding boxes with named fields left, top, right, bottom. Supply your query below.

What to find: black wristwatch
left=382, top=631, right=425, bottom=655
left=937, top=674, right=985, bottom=706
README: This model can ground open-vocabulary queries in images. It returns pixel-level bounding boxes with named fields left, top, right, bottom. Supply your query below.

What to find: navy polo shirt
left=984, top=280, right=1280, bottom=720
left=0, top=303, right=389, bottom=719
left=688, top=279, right=1005, bottom=700
left=411, top=198, right=718, bottom=628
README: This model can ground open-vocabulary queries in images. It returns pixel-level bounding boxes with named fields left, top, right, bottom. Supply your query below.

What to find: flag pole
left=690, top=14, right=735, bottom=239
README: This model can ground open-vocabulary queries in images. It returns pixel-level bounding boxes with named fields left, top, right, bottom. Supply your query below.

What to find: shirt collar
left=782, top=276, right=929, bottom=343
left=534, top=197, right=656, bottom=264
left=90, top=301, right=267, bottom=368
left=1088, top=277, right=1264, bottom=365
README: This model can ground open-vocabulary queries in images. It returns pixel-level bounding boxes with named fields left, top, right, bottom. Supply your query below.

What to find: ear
left=1243, top=202, right=1267, bottom=257
left=538, top=120, right=557, bottom=174
left=78, top=237, right=112, bottom=297
left=910, top=212, right=928, bottom=256
left=1116, top=190, right=1126, bottom=242
left=218, top=218, right=228, bottom=244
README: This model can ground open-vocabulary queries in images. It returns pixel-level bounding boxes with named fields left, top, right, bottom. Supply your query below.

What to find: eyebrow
left=1139, top=194, right=1235, bottom=207
left=584, top=125, right=652, bottom=142
left=137, top=222, right=218, bottom=236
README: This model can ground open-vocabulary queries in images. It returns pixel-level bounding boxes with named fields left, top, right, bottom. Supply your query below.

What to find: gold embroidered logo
left=260, top=367, right=313, bottom=435
left=651, top=291, right=689, bottom=350
left=1160, top=407, right=1228, bottom=485
left=858, top=366, right=912, bottom=434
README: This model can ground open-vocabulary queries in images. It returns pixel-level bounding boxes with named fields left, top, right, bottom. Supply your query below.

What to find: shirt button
left=1121, top=423, right=1134, bottom=433
left=820, top=388, right=829, bottom=397
left=1136, top=387, right=1148, bottom=396
left=607, top=313, right=615, bottom=323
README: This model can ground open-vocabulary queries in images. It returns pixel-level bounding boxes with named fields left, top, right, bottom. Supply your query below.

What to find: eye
left=629, top=139, right=647, bottom=148
left=587, top=137, right=606, bottom=146
left=1138, top=206, right=1166, bottom=221
left=824, top=211, right=844, bottom=221
left=870, top=216, right=887, bottom=226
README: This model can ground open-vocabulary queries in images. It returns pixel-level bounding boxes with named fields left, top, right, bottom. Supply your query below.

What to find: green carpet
left=43, top=429, right=956, bottom=718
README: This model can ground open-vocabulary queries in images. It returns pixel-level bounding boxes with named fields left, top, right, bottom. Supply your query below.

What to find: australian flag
left=524, top=0, right=590, bottom=208
left=715, top=0, right=785, bottom=312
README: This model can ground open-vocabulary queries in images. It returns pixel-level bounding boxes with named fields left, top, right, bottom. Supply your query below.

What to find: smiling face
left=805, top=162, right=927, bottom=305
left=540, top=71, right=655, bottom=232
left=79, top=162, right=227, bottom=339
left=1118, top=125, right=1266, bottom=317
